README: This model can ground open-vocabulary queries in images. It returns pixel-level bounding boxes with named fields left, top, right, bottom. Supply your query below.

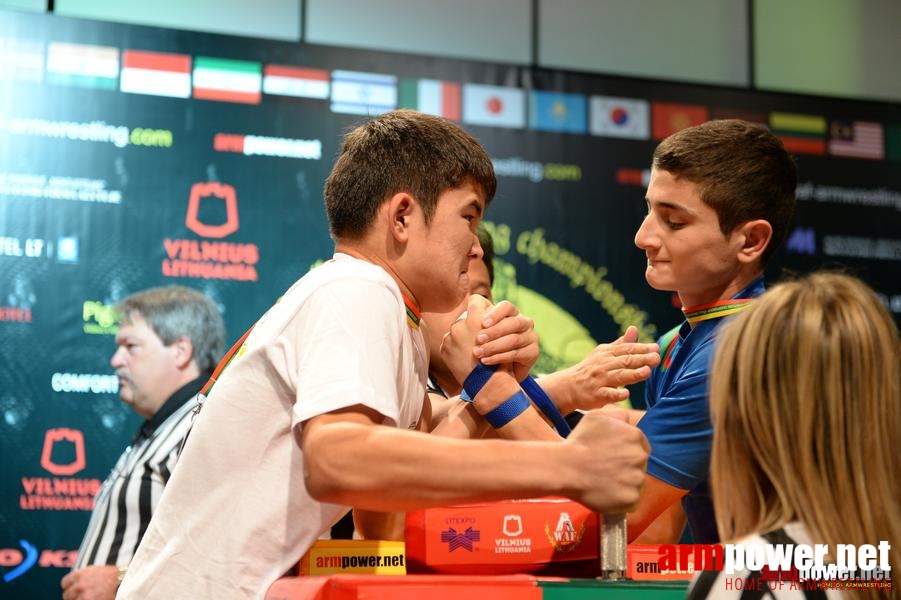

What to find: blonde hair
left=710, top=272, right=900, bottom=590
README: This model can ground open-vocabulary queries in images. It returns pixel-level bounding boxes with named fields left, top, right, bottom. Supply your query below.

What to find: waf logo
left=162, top=182, right=259, bottom=282
left=545, top=512, right=586, bottom=553
left=440, top=527, right=480, bottom=552
left=40, top=428, right=85, bottom=476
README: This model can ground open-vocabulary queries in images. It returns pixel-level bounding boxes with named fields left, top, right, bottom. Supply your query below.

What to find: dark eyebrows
left=646, top=198, right=690, bottom=214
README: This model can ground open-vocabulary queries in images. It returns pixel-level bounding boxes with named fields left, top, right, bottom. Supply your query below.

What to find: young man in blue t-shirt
left=626, top=119, right=797, bottom=544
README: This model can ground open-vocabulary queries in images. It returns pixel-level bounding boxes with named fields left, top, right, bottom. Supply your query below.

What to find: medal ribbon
left=661, top=298, right=755, bottom=370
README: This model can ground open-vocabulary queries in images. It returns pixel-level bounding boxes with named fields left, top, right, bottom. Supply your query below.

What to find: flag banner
left=710, top=107, right=768, bottom=126
left=651, top=102, right=709, bottom=140
left=0, top=38, right=44, bottom=82
left=589, top=95, right=650, bottom=139
left=263, top=64, right=330, bottom=99
left=46, top=42, right=118, bottom=89
left=120, top=49, right=191, bottom=98
left=193, top=56, right=262, bottom=104
left=828, top=120, right=884, bottom=160
left=528, top=91, right=587, bottom=134
left=462, top=83, right=526, bottom=129
left=886, top=124, right=901, bottom=162
left=398, top=78, right=461, bottom=120
left=770, top=111, right=827, bottom=155
left=330, top=70, right=397, bottom=115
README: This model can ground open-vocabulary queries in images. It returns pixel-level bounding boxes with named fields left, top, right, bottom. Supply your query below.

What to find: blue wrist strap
left=521, top=375, right=572, bottom=437
left=483, top=390, right=531, bottom=429
left=460, top=362, right=498, bottom=402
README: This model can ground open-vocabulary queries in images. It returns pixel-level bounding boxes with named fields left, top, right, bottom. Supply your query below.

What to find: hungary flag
left=193, top=56, right=262, bottom=104
left=120, top=49, right=191, bottom=98
left=46, top=42, right=118, bottom=89
left=399, top=79, right=461, bottom=120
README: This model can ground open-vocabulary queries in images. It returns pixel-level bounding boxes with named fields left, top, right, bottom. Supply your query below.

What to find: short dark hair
left=477, top=225, right=495, bottom=285
left=324, top=110, right=497, bottom=240
left=653, top=119, right=797, bottom=264
left=117, top=286, right=226, bottom=372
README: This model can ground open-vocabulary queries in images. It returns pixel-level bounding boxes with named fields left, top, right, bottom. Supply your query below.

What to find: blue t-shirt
left=638, top=276, right=765, bottom=543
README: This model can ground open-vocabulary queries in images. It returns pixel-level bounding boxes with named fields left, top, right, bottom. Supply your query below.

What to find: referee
left=61, top=285, right=225, bottom=600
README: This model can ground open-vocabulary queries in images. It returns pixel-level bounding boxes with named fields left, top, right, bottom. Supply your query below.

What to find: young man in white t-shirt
left=117, top=110, right=650, bottom=599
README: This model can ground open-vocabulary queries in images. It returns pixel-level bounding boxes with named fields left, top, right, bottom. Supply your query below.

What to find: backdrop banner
left=1, top=9, right=899, bottom=597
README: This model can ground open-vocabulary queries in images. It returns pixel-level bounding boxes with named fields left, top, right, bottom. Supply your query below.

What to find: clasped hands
left=439, top=294, right=660, bottom=415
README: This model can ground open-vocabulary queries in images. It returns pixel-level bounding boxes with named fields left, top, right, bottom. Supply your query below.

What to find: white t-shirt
left=118, top=254, right=427, bottom=599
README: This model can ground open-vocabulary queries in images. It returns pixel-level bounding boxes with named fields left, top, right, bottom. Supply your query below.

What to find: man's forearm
left=430, top=369, right=561, bottom=441
left=302, top=418, right=575, bottom=511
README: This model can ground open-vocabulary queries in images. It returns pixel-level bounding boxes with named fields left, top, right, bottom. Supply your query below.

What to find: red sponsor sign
left=163, top=182, right=259, bottom=281
left=40, top=428, right=85, bottom=476
left=405, top=497, right=599, bottom=576
left=185, top=182, right=239, bottom=238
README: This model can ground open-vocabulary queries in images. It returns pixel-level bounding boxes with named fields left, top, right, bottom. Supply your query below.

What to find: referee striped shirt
left=73, top=375, right=207, bottom=569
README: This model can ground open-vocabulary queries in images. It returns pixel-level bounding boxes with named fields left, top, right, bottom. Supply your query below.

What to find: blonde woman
left=689, top=272, right=899, bottom=599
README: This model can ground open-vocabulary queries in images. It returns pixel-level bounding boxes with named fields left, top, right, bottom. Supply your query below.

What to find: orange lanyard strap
left=403, top=294, right=421, bottom=329
left=200, top=325, right=254, bottom=396
left=202, top=292, right=421, bottom=397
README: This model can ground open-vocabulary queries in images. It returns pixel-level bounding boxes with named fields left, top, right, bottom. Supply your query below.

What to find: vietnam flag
left=651, top=102, right=709, bottom=140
